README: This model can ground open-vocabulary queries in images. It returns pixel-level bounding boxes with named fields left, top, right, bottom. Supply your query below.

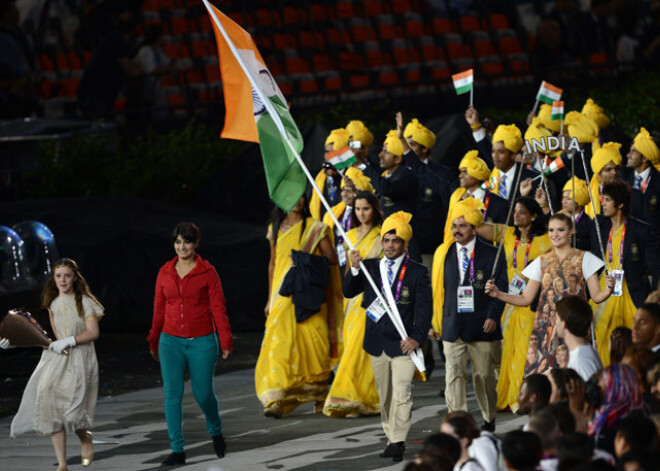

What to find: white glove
left=49, top=336, right=76, bottom=354
left=0, top=338, right=14, bottom=349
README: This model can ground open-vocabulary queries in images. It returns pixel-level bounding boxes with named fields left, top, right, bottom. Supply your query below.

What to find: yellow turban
left=581, top=98, right=610, bottom=129
left=493, top=124, right=523, bottom=153
left=381, top=211, right=413, bottom=242
left=633, top=127, right=660, bottom=165
left=565, top=111, right=599, bottom=144
left=451, top=197, right=485, bottom=227
left=384, top=129, right=404, bottom=157
left=524, top=118, right=561, bottom=157
left=458, top=150, right=491, bottom=181
left=342, top=167, right=373, bottom=192
left=325, top=128, right=349, bottom=151
left=562, top=177, right=590, bottom=206
left=537, top=104, right=561, bottom=133
left=346, top=120, right=374, bottom=147
left=404, top=118, right=436, bottom=149
left=591, top=142, right=622, bottom=175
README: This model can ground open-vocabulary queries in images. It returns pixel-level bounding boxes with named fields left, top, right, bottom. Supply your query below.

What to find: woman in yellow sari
left=476, top=197, right=551, bottom=412
left=324, top=191, right=384, bottom=417
left=590, top=180, right=651, bottom=367
left=257, top=197, right=338, bottom=418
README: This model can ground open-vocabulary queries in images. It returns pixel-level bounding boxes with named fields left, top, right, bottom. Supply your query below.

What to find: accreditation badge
left=337, top=244, right=347, bottom=266
left=609, top=269, right=624, bottom=297
left=508, top=274, right=527, bottom=295
left=457, top=286, right=475, bottom=313
left=366, top=297, right=387, bottom=322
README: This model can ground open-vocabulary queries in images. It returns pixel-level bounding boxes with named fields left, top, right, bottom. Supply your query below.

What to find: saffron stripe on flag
left=537, top=81, right=563, bottom=104
left=326, top=146, right=357, bottom=170
left=452, top=69, right=473, bottom=95
left=551, top=100, right=564, bottom=120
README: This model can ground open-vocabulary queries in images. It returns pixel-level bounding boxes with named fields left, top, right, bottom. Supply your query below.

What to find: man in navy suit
left=344, top=211, right=432, bottom=463
left=431, top=198, right=508, bottom=432
left=625, top=128, right=660, bottom=285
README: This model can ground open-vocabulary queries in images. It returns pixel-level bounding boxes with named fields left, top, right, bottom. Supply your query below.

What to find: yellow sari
left=496, top=227, right=551, bottom=412
left=255, top=218, right=332, bottom=414
left=590, top=223, right=636, bottom=367
left=322, top=202, right=349, bottom=365
left=323, top=226, right=382, bottom=417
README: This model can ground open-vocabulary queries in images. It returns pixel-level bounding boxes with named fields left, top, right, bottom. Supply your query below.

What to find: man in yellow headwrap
left=394, top=112, right=455, bottom=270
left=443, top=150, right=509, bottom=241
left=581, top=98, right=610, bottom=130
left=346, top=120, right=374, bottom=165
left=431, top=198, right=508, bottom=432
left=360, top=129, right=421, bottom=261
left=310, top=128, right=350, bottom=220
left=557, top=177, right=593, bottom=251
left=536, top=104, right=561, bottom=134
left=625, top=127, right=660, bottom=285
left=586, top=142, right=622, bottom=218
left=344, top=211, right=432, bottom=462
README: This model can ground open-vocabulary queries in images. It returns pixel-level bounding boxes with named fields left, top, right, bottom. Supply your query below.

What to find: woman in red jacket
left=148, top=222, right=233, bottom=466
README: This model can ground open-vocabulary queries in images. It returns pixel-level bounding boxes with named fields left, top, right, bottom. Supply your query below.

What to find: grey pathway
left=1, top=363, right=526, bottom=471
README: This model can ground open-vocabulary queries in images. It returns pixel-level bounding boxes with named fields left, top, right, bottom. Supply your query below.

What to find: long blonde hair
left=41, top=258, right=104, bottom=318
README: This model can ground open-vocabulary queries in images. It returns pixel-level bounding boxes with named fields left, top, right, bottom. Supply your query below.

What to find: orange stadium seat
left=298, top=30, right=326, bottom=50
left=393, top=47, right=421, bottom=67
left=279, top=81, right=294, bottom=97
left=60, top=78, right=79, bottom=97
left=433, top=18, right=459, bottom=35
left=405, top=19, right=425, bottom=38
left=473, top=39, right=498, bottom=59
left=489, top=13, right=510, bottom=31
left=310, top=4, right=334, bottom=22
left=363, top=0, right=387, bottom=16
left=481, top=59, right=504, bottom=76
left=392, top=0, right=414, bottom=14
left=299, top=75, right=318, bottom=93
left=312, top=54, right=334, bottom=73
left=326, top=28, right=351, bottom=47
left=350, top=74, right=370, bottom=89
left=336, top=2, right=355, bottom=20
left=499, top=36, right=523, bottom=56
left=285, top=56, right=312, bottom=76
left=351, top=25, right=377, bottom=43
left=405, top=66, right=422, bottom=83
left=379, top=68, right=399, bottom=86
left=339, top=51, right=365, bottom=71
left=256, top=9, right=281, bottom=28
left=377, top=22, right=402, bottom=41
left=422, top=44, right=446, bottom=62
left=283, top=6, right=306, bottom=25
left=204, top=64, right=221, bottom=83
left=460, top=16, right=486, bottom=33
left=366, top=49, right=390, bottom=69
left=429, top=63, right=451, bottom=80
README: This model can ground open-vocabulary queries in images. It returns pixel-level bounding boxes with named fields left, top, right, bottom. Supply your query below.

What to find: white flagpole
left=469, top=85, right=473, bottom=107
left=204, top=1, right=425, bottom=372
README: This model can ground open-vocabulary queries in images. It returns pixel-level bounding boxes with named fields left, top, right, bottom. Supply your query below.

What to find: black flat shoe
left=481, top=419, right=496, bottom=432
left=212, top=435, right=226, bottom=458
left=391, top=442, right=405, bottom=462
left=379, top=443, right=397, bottom=458
left=161, top=451, right=186, bottom=466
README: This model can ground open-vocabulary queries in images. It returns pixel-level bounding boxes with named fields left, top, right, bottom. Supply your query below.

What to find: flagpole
left=491, top=161, right=524, bottom=278
left=577, top=148, right=606, bottom=261
left=469, top=86, right=473, bottom=107
left=204, top=1, right=425, bottom=372
left=531, top=99, right=540, bottom=116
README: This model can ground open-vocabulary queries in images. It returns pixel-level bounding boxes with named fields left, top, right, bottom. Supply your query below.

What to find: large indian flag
left=536, top=81, right=562, bottom=105
left=452, top=69, right=474, bottom=95
left=205, top=1, right=305, bottom=212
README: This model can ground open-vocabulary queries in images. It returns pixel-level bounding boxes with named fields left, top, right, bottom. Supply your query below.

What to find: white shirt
left=469, top=432, right=501, bottom=471
left=454, top=460, right=484, bottom=471
left=522, top=252, right=605, bottom=282
left=465, top=187, right=486, bottom=202
left=350, top=253, right=405, bottom=284
left=633, top=166, right=651, bottom=191
left=456, top=237, right=477, bottom=283
left=498, top=164, right=517, bottom=199
left=539, top=458, right=558, bottom=471
left=652, top=343, right=660, bottom=353
left=567, top=344, right=603, bottom=381
left=473, top=127, right=487, bottom=143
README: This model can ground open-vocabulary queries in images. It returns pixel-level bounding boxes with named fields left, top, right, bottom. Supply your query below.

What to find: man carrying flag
left=344, top=211, right=432, bottom=463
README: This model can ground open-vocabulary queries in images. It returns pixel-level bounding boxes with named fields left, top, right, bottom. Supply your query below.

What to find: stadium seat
left=489, top=13, right=510, bottom=31
left=285, top=56, right=312, bottom=76
left=499, top=36, right=523, bottom=56
left=282, top=6, right=306, bottom=25
left=460, top=16, right=486, bottom=33
left=392, top=0, right=414, bottom=14
left=432, top=18, right=459, bottom=35
left=312, top=54, right=334, bottom=74
left=310, top=3, right=334, bottom=23
left=363, top=0, right=386, bottom=16
left=351, top=24, right=377, bottom=43
left=324, top=74, right=343, bottom=90
left=204, top=63, right=221, bottom=84
left=350, top=74, right=370, bottom=89
left=338, top=51, right=365, bottom=71
left=378, top=68, right=399, bottom=86
left=298, top=75, right=318, bottom=93
left=326, top=28, right=351, bottom=47
left=405, top=18, right=426, bottom=38
left=429, top=62, right=451, bottom=80
left=336, top=2, right=355, bottom=20
left=473, top=39, right=498, bottom=59
left=298, top=30, right=326, bottom=50
left=366, top=49, right=390, bottom=69
left=481, top=59, right=504, bottom=76
left=59, top=77, right=80, bottom=97
left=393, top=46, right=421, bottom=67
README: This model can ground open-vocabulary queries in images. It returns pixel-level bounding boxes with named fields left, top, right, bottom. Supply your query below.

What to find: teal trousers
left=159, top=332, right=222, bottom=452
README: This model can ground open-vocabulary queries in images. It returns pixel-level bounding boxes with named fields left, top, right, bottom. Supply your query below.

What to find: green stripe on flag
left=455, top=83, right=472, bottom=95
left=551, top=112, right=563, bottom=120
left=256, top=95, right=307, bottom=212
left=538, top=94, right=555, bottom=105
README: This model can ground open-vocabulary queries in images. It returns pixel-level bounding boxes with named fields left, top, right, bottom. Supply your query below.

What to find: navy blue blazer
left=403, top=150, right=456, bottom=253
left=343, top=257, right=432, bottom=357
left=441, top=240, right=508, bottom=343
left=590, top=216, right=651, bottom=308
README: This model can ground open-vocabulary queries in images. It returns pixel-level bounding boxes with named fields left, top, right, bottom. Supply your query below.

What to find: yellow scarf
left=431, top=239, right=455, bottom=335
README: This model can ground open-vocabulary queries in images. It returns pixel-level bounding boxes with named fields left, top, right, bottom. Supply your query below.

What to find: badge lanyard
left=607, top=220, right=626, bottom=269
left=462, top=250, right=475, bottom=285
left=573, top=211, right=583, bottom=225
left=512, top=236, right=533, bottom=272
left=482, top=193, right=490, bottom=219
left=381, top=256, right=409, bottom=302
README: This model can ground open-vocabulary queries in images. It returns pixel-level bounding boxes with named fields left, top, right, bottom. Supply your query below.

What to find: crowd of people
left=255, top=98, right=660, bottom=466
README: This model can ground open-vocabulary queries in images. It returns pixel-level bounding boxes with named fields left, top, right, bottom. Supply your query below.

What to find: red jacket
left=148, top=255, right=233, bottom=352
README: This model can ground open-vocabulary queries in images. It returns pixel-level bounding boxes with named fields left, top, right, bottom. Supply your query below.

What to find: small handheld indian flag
left=543, top=156, right=565, bottom=176
left=326, top=146, right=357, bottom=170
left=536, top=81, right=563, bottom=105
left=551, top=101, right=564, bottom=121
left=452, top=69, right=474, bottom=105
